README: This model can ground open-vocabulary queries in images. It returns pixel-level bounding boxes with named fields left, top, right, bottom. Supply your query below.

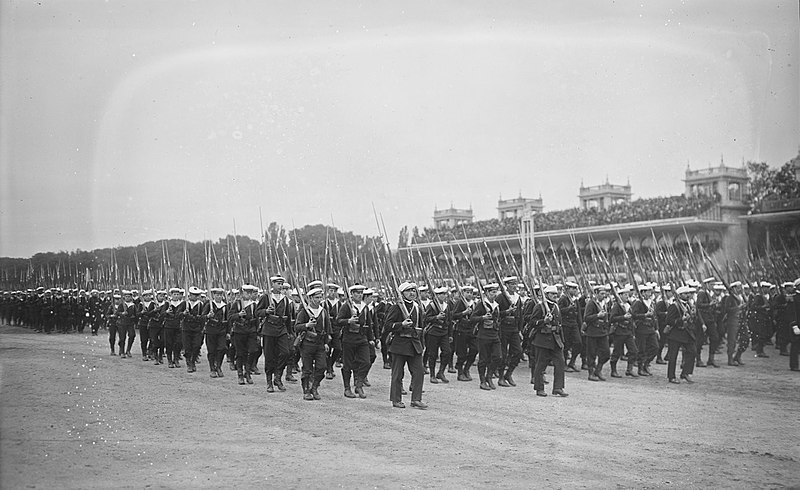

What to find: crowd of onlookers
left=412, top=195, right=718, bottom=244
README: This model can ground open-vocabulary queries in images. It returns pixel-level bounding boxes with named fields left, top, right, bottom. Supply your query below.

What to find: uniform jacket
left=384, top=300, right=424, bottom=356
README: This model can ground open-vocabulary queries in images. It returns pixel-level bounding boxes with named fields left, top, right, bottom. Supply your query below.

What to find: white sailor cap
left=794, top=278, right=800, bottom=287
left=141, top=289, right=154, bottom=296
left=121, top=290, right=132, bottom=296
left=676, top=285, right=693, bottom=295
left=783, top=281, right=796, bottom=288
left=241, top=284, right=258, bottom=292
left=544, top=285, right=558, bottom=294
left=113, top=293, right=122, bottom=299
left=502, top=276, right=518, bottom=283
left=210, top=287, right=225, bottom=294
left=363, top=288, right=375, bottom=295
left=188, top=286, right=203, bottom=295
left=326, top=283, right=340, bottom=289
left=349, top=284, right=366, bottom=292
left=759, top=281, right=773, bottom=288
left=434, top=286, right=449, bottom=294
left=484, top=283, right=500, bottom=291
left=713, top=283, right=726, bottom=291
left=638, top=284, right=652, bottom=292
left=703, top=277, right=716, bottom=284
left=270, top=275, right=285, bottom=283
left=565, top=282, right=579, bottom=288
left=398, top=281, right=417, bottom=293
left=307, top=280, right=323, bottom=290
left=156, top=289, right=167, bottom=295
left=418, top=285, right=429, bottom=292
left=169, top=287, right=182, bottom=294
left=729, top=281, right=742, bottom=288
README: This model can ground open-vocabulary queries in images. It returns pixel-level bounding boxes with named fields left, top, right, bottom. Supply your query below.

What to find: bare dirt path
left=1, top=324, right=798, bottom=489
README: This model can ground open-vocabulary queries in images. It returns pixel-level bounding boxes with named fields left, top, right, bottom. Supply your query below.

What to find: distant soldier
left=228, top=284, right=260, bottom=385
left=256, top=275, right=293, bottom=392
left=424, top=286, right=452, bottom=385
left=583, top=285, right=611, bottom=381
left=324, top=283, right=342, bottom=379
left=105, top=293, right=122, bottom=355
left=609, top=287, right=639, bottom=378
left=162, top=288, right=186, bottom=369
left=470, top=283, right=502, bottom=391
left=336, top=284, right=374, bottom=398
left=632, top=284, right=658, bottom=376
left=148, top=290, right=167, bottom=364
left=496, top=277, right=523, bottom=387
left=529, top=285, right=568, bottom=397
left=384, top=282, right=427, bottom=409
left=558, top=282, right=583, bottom=372
left=136, top=290, right=156, bottom=361
left=182, top=286, right=207, bottom=373
left=115, top=290, right=138, bottom=358
left=665, top=285, right=699, bottom=384
left=452, top=286, right=478, bottom=382
left=205, top=287, right=228, bottom=378
left=294, top=286, right=332, bottom=400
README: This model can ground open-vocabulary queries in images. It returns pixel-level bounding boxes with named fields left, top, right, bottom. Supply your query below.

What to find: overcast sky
left=1, top=0, right=797, bottom=258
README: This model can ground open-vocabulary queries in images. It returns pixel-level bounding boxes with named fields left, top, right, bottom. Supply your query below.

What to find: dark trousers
left=454, top=331, right=478, bottom=372
left=149, top=326, right=163, bottom=357
left=477, top=337, right=501, bottom=380
left=301, top=342, right=327, bottom=388
left=390, top=352, right=424, bottom=403
left=425, top=334, right=452, bottom=373
left=705, top=320, right=720, bottom=358
left=789, top=333, right=799, bottom=370
left=108, top=323, right=119, bottom=351
left=562, top=325, right=583, bottom=365
left=610, top=333, right=638, bottom=368
left=342, top=341, right=370, bottom=388
left=667, top=338, right=696, bottom=380
left=636, top=332, right=659, bottom=367
left=499, top=329, right=522, bottom=370
left=138, top=324, right=150, bottom=357
left=262, top=334, right=290, bottom=378
left=118, top=323, right=136, bottom=353
left=182, top=329, right=204, bottom=364
left=326, top=334, right=342, bottom=373
left=163, top=328, right=183, bottom=361
left=533, top=345, right=565, bottom=391
left=205, top=332, right=227, bottom=370
left=233, top=332, right=259, bottom=370
left=585, top=335, right=610, bottom=372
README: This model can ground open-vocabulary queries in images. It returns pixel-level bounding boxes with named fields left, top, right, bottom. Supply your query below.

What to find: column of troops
left=2, top=275, right=799, bottom=409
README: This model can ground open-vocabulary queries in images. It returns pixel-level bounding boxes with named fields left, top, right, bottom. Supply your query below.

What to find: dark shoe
left=251, top=366, right=262, bottom=376
left=392, top=401, right=406, bottom=408
left=447, top=366, right=457, bottom=374
left=401, top=389, right=408, bottom=395
left=596, top=373, right=607, bottom=382
left=210, top=370, right=218, bottom=378
left=588, top=374, right=600, bottom=381
left=274, top=378, right=286, bottom=392
left=656, top=358, right=667, bottom=365
left=266, top=381, right=275, bottom=393
left=335, top=361, right=342, bottom=368
left=410, top=400, right=428, bottom=410
left=457, top=373, right=470, bottom=382
left=285, top=373, right=297, bottom=383
left=303, top=393, right=314, bottom=401
left=311, top=387, right=321, bottom=400
left=464, top=371, right=473, bottom=381
left=355, top=386, right=367, bottom=399
left=245, top=372, right=253, bottom=384
left=611, top=369, right=622, bottom=378
left=497, top=378, right=510, bottom=387
left=669, top=378, right=680, bottom=384
left=580, top=363, right=588, bottom=371
left=429, top=376, right=439, bottom=384
left=626, top=370, right=639, bottom=378
left=680, top=374, right=695, bottom=384
left=229, top=362, right=236, bottom=371
left=436, top=372, right=449, bottom=384
left=637, top=368, right=647, bottom=377
left=238, top=375, right=246, bottom=385
left=325, top=371, right=335, bottom=380
left=696, top=360, right=707, bottom=367
left=505, top=374, right=516, bottom=387
left=552, top=389, right=569, bottom=397
left=480, top=381, right=492, bottom=391
left=487, top=378, right=497, bottom=390
left=344, top=388, right=356, bottom=398
left=217, top=369, right=224, bottom=378
left=383, top=362, right=391, bottom=370
left=536, top=390, right=547, bottom=397
left=565, top=365, right=577, bottom=373
left=362, top=378, right=371, bottom=387
left=707, top=360, right=720, bottom=368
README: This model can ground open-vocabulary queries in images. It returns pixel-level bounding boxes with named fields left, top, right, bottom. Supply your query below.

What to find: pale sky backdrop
left=1, top=0, right=797, bottom=258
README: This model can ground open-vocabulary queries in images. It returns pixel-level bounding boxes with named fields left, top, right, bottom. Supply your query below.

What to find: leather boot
left=595, top=366, right=607, bottom=381
left=311, top=384, right=321, bottom=400
left=457, top=367, right=469, bottom=382
left=436, top=368, right=449, bottom=384
left=237, top=364, right=245, bottom=385
left=637, top=363, right=647, bottom=376
left=285, top=370, right=297, bottom=383
left=274, top=375, right=286, bottom=392
left=302, top=379, right=314, bottom=401
left=625, top=363, right=639, bottom=377
left=496, top=366, right=510, bottom=387
left=733, top=351, right=745, bottom=365
left=727, top=353, right=738, bottom=366
left=355, top=381, right=367, bottom=399
left=707, top=353, right=720, bottom=367
left=266, top=375, right=275, bottom=392
left=344, top=385, right=356, bottom=398
left=478, top=366, right=490, bottom=390
left=610, top=361, right=621, bottom=378
left=210, top=361, right=218, bottom=378
left=504, top=366, right=517, bottom=386
left=464, top=363, right=474, bottom=381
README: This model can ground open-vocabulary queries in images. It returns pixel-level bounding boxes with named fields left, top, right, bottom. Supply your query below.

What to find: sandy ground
left=1, top=324, right=798, bottom=489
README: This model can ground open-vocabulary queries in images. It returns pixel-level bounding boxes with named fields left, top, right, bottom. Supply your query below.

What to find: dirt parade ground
left=1, top=324, right=798, bottom=489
